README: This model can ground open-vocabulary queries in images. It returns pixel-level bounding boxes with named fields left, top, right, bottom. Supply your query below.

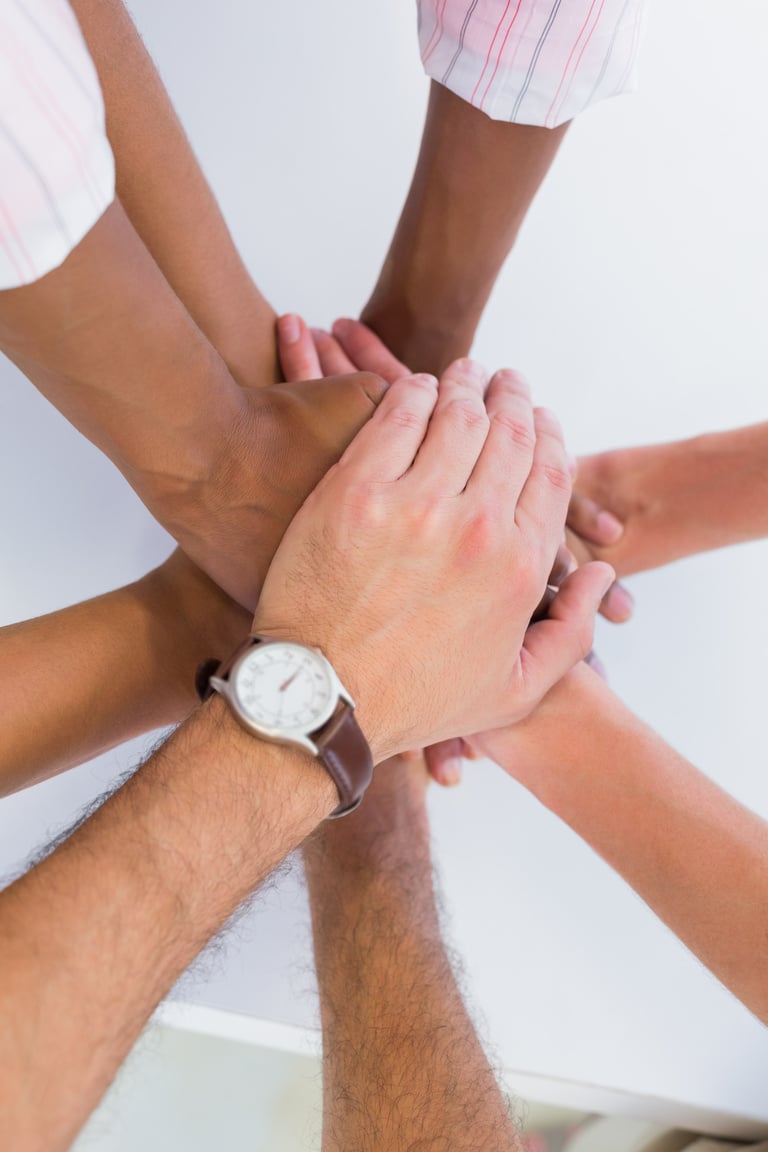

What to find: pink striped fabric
left=418, top=0, right=647, bottom=127
left=0, top=0, right=114, bottom=289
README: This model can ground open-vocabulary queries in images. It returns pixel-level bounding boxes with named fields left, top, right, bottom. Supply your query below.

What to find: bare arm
left=361, top=82, right=568, bottom=373
left=0, top=200, right=388, bottom=609
left=69, top=0, right=279, bottom=386
left=0, top=697, right=337, bottom=1152
left=0, top=362, right=608, bottom=1150
left=0, top=551, right=248, bottom=797
left=304, top=758, right=522, bottom=1152
left=568, top=423, right=768, bottom=577
left=475, top=664, right=768, bottom=1023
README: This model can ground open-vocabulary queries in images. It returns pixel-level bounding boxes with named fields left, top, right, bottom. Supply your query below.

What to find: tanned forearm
left=361, top=82, right=568, bottom=373
left=303, top=760, right=522, bottom=1152
left=482, top=666, right=768, bottom=1023
left=0, top=697, right=337, bottom=1152
left=70, top=0, right=279, bottom=386
left=0, top=552, right=247, bottom=795
left=0, top=200, right=243, bottom=505
left=574, top=422, right=768, bottom=577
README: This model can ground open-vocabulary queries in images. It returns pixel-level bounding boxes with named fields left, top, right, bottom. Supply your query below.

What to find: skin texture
left=0, top=360, right=609, bottom=1151
left=568, top=423, right=768, bottom=576
left=70, top=0, right=280, bottom=387
left=276, top=314, right=621, bottom=783
left=303, top=757, right=523, bottom=1152
left=284, top=316, right=634, bottom=621
left=0, top=201, right=389, bottom=611
left=361, top=81, right=569, bottom=373
left=0, top=550, right=249, bottom=796
left=252, top=361, right=614, bottom=761
left=471, top=663, right=768, bottom=1025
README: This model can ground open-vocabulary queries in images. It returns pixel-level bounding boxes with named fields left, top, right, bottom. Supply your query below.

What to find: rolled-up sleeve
left=0, top=0, right=115, bottom=289
left=418, top=0, right=648, bottom=128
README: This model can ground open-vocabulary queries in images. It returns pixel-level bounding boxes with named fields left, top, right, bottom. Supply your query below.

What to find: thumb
left=521, top=562, right=616, bottom=699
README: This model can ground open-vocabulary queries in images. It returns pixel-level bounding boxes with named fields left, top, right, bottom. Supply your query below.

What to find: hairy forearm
left=0, top=697, right=336, bottom=1152
left=70, top=0, right=279, bottom=386
left=0, top=554, right=247, bottom=795
left=490, top=667, right=768, bottom=1022
left=577, top=423, right=768, bottom=577
left=362, top=82, right=568, bottom=373
left=304, top=764, right=521, bottom=1151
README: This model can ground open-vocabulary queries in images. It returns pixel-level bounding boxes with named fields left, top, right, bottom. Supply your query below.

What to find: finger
left=425, top=740, right=463, bottom=787
left=464, top=369, right=535, bottom=509
left=407, top=358, right=490, bottom=495
left=332, top=318, right=412, bottom=383
left=520, top=563, right=615, bottom=702
left=277, top=314, right=321, bottom=383
left=310, top=328, right=358, bottom=376
left=515, top=408, right=572, bottom=578
left=599, top=580, right=634, bottom=623
left=549, top=543, right=576, bottom=588
left=568, top=489, right=624, bottom=546
left=338, top=372, right=438, bottom=482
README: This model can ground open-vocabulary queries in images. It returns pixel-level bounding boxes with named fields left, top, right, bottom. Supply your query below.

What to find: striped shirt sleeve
left=0, top=0, right=115, bottom=290
left=418, top=0, right=648, bottom=128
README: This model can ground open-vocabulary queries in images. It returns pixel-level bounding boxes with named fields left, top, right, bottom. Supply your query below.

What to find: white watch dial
left=231, top=642, right=336, bottom=735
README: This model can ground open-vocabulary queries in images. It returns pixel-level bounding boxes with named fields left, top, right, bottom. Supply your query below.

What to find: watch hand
left=279, top=669, right=301, bottom=693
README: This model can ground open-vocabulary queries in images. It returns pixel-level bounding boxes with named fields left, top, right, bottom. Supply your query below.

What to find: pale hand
left=257, top=341, right=615, bottom=763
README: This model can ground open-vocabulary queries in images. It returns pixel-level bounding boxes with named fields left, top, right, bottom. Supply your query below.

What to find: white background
left=2, top=0, right=768, bottom=1139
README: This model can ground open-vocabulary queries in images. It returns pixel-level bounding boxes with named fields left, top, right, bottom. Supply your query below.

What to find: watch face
left=231, top=642, right=336, bottom=736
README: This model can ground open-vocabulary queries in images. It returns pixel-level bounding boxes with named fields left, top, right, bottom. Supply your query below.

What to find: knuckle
left=458, top=506, right=500, bottom=560
left=383, top=402, right=427, bottom=432
left=444, top=397, right=489, bottom=434
left=492, top=410, right=535, bottom=451
left=539, top=461, right=572, bottom=495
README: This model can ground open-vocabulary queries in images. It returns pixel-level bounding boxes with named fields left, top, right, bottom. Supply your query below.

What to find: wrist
left=132, top=557, right=249, bottom=721
left=131, top=347, right=247, bottom=521
left=361, top=290, right=478, bottom=376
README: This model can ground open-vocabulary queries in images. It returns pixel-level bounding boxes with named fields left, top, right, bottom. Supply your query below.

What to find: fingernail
left=606, top=582, right=634, bottom=618
left=586, top=650, right=608, bottom=680
left=331, top=318, right=353, bottom=335
left=408, top=373, right=438, bottom=387
left=278, top=314, right=300, bottom=344
left=596, top=510, right=624, bottom=542
left=437, top=758, right=463, bottom=787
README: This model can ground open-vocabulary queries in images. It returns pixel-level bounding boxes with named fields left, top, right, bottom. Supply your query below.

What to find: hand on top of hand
left=278, top=315, right=634, bottom=626
left=260, top=328, right=615, bottom=764
left=161, top=363, right=390, bottom=611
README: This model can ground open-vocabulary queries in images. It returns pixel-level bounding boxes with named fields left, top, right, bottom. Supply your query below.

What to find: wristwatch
left=195, top=635, right=373, bottom=818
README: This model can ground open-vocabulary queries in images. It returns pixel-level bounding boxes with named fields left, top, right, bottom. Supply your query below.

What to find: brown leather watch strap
left=195, top=636, right=373, bottom=818
left=195, top=636, right=258, bottom=703
left=314, top=703, right=374, bottom=819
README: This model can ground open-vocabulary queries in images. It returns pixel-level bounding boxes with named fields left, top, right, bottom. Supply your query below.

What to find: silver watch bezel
left=209, top=638, right=355, bottom=756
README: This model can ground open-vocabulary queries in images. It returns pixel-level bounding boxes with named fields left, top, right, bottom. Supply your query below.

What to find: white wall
left=2, top=0, right=768, bottom=1144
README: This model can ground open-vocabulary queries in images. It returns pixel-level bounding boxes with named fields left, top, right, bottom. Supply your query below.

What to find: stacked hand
left=156, top=368, right=391, bottom=611
left=275, top=314, right=625, bottom=782
left=259, top=336, right=615, bottom=765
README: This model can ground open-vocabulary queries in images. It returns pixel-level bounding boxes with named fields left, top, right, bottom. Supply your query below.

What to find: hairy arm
left=0, top=551, right=248, bottom=796
left=69, top=0, right=279, bottom=386
left=304, top=758, right=522, bottom=1151
left=475, top=665, right=768, bottom=1023
left=569, top=423, right=768, bottom=577
left=361, top=81, right=568, bottom=373
left=0, top=697, right=337, bottom=1152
